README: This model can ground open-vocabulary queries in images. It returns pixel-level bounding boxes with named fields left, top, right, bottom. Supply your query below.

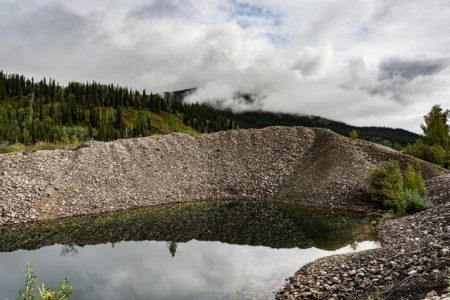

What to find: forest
left=0, top=71, right=237, bottom=146
left=228, top=111, right=419, bottom=149
left=0, top=71, right=420, bottom=151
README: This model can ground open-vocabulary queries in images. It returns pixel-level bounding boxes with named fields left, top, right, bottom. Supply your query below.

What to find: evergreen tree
left=349, top=129, right=359, bottom=138
left=369, top=160, right=406, bottom=215
left=421, top=104, right=449, bottom=149
left=404, top=164, right=425, bottom=196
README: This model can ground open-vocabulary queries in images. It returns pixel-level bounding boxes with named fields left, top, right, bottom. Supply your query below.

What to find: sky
left=1, top=0, right=450, bottom=132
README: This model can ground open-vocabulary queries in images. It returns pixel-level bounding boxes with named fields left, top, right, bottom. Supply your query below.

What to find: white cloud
left=1, top=0, right=450, bottom=132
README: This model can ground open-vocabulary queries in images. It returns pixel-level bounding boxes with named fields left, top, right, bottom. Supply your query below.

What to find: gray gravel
left=276, top=180, right=450, bottom=300
left=0, top=126, right=445, bottom=226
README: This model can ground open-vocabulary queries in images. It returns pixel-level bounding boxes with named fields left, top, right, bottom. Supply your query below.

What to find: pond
left=0, top=201, right=379, bottom=299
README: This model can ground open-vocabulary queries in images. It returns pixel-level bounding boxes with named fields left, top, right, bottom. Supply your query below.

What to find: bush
left=349, top=129, right=359, bottom=138
left=369, top=160, right=406, bottom=215
left=404, top=164, right=425, bottom=196
left=402, top=140, right=447, bottom=167
left=404, top=163, right=430, bottom=213
left=404, top=188, right=431, bottom=213
left=17, top=263, right=73, bottom=300
left=370, top=161, right=431, bottom=216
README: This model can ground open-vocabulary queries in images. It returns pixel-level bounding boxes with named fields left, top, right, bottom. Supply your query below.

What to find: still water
left=0, top=201, right=379, bottom=299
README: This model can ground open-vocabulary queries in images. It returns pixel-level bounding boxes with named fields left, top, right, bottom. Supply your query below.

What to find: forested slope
left=0, top=72, right=236, bottom=147
left=0, top=71, right=418, bottom=150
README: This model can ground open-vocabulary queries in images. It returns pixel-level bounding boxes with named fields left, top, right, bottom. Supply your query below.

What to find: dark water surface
left=0, top=201, right=379, bottom=299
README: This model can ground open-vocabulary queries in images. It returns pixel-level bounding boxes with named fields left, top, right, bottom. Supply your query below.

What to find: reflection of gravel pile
left=276, top=200, right=450, bottom=300
left=0, top=201, right=373, bottom=252
left=0, top=126, right=446, bottom=226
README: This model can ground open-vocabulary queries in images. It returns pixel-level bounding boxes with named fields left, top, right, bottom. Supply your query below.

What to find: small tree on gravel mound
left=370, top=161, right=431, bottom=215
left=404, top=164, right=430, bottom=213
left=369, top=160, right=406, bottom=215
left=404, top=164, right=425, bottom=196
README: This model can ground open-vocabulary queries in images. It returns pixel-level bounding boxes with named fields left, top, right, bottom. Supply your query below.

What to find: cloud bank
left=1, top=0, right=450, bottom=132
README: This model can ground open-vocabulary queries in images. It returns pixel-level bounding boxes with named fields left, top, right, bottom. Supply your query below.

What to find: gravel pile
left=276, top=198, right=450, bottom=300
left=0, top=126, right=446, bottom=226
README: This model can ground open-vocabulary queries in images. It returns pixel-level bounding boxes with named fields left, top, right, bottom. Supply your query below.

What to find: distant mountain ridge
left=227, top=111, right=419, bottom=148
left=167, top=88, right=419, bottom=148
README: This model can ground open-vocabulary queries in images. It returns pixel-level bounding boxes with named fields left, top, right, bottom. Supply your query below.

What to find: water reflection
left=0, top=201, right=379, bottom=299
left=168, top=241, right=178, bottom=257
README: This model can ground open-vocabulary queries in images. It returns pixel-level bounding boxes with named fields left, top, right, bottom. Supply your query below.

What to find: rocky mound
left=0, top=126, right=446, bottom=226
left=276, top=194, right=450, bottom=300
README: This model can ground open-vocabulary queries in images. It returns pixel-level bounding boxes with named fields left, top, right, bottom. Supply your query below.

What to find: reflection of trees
left=60, top=245, right=78, bottom=257
left=167, top=241, right=178, bottom=257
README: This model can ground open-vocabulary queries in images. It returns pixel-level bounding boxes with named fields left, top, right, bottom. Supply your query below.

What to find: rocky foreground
left=0, top=126, right=445, bottom=226
left=276, top=174, right=450, bottom=300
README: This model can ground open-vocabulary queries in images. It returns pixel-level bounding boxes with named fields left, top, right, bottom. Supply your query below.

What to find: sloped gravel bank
left=0, top=126, right=449, bottom=299
left=276, top=177, right=450, bottom=300
left=0, top=126, right=445, bottom=226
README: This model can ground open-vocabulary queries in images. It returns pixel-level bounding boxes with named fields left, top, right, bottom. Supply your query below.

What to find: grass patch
left=0, top=142, right=84, bottom=154
left=0, top=143, right=26, bottom=154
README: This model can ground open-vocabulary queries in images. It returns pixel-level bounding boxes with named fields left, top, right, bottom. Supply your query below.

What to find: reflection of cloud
left=0, top=240, right=379, bottom=300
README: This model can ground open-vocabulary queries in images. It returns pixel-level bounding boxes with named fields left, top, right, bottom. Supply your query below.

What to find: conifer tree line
left=0, top=71, right=238, bottom=144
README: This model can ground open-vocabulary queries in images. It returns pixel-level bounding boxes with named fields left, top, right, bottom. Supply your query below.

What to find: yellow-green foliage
left=404, top=163, right=430, bottom=213
left=0, top=110, right=198, bottom=154
left=349, top=129, right=359, bottom=138
left=369, top=160, right=406, bottom=215
left=404, top=164, right=425, bottom=196
left=403, top=140, right=447, bottom=166
left=17, top=263, right=73, bottom=300
left=0, top=143, right=26, bottom=154
left=150, top=112, right=198, bottom=136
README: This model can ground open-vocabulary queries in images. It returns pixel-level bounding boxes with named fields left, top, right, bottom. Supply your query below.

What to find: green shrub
left=369, top=160, right=406, bottom=215
left=349, top=129, right=359, bottom=138
left=404, top=164, right=425, bottom=196
left=370, top=161, right=431, bottom=216
left=404, top=164, right=430, bottom=213
left=16, top=263, right=73, bottom=300
left=402, top=140, right=447, bottom=167
left=404, top=188, right=431, bottom=213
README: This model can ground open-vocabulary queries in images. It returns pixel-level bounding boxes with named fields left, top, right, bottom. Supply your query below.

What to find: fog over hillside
left=1, top=0, right=450, bottom=132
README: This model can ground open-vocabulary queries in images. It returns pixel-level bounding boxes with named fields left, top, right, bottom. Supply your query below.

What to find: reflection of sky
left=0, top=240, right=379, bottom=300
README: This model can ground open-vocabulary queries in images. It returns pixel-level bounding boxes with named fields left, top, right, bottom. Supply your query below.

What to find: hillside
left=0, top=72, right=236, bottom=150
left=227, top=111, right=419, bottom=148
left=0, top=126, right=446, bottom=226
left=0, top=72, right=418, bottom=151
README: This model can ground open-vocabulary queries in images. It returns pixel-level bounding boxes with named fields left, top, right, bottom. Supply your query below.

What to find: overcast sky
left=1, top=0, right=450, bottom=132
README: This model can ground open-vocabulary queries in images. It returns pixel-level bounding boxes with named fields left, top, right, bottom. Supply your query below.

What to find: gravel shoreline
left=276, top=175, right=450, bottom=300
